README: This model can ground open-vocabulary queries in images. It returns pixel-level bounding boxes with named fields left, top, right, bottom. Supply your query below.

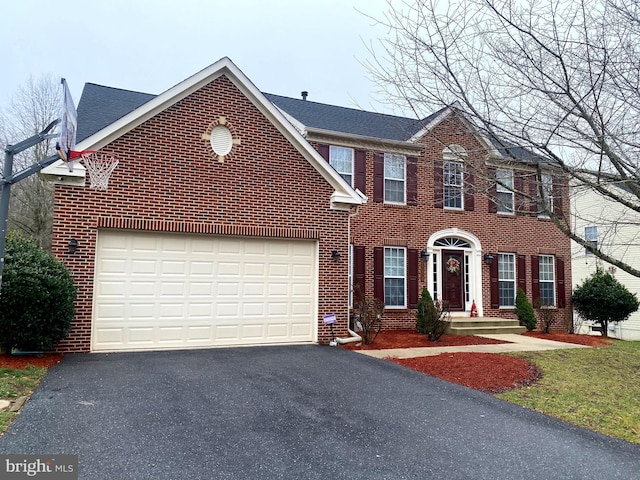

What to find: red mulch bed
left=523, top=331, right=613, bottom=347
left=391, top=353, right=542, bottom=393
left=343, top=329, right=612, bottom=393
left=340, top=330, right=507, bottom=350
left=0, top=354, right=63, bottom=369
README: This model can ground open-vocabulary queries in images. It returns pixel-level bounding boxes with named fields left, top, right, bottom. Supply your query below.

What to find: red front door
left=442, top=250, right=465, bottom=311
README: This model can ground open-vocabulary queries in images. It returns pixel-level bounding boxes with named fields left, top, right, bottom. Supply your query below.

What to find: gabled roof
left=70, top=59, right=553, bottom=167
left=75, top=85, right=438, bottom=143
left=76, top=84, right=155, bottom=143
left=263, top=93, right=437, bottom=141
left=46, top=57, right=365, bottom=210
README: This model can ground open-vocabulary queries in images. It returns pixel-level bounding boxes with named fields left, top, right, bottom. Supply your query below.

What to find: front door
left=442, top=250, right=465, bottom=311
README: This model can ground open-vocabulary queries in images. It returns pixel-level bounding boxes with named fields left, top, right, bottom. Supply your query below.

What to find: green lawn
left=0, top=366, right=48, bottom=432
left=497, top=340, right=640, bottom=444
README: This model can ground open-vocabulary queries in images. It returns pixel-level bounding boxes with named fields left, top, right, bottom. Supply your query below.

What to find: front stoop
left=446, top=317, right=527, bottom=335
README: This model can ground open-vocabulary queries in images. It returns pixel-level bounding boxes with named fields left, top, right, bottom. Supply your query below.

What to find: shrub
left=515, top=288, right=537, bottom=331
left=533, top=298, right=557, bottom=333
left=572, top=267, right=639, bottom=337
left=0, top=232, right=76, bottom=351
left=352, top=285, right=384, bottom=345
left=415, top=287, right=450, bottom=341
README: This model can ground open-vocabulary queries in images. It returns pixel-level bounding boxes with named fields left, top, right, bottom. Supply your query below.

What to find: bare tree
left=1, top=75, right=59, bottom=249
left=365, top=0, right=640, bottom=277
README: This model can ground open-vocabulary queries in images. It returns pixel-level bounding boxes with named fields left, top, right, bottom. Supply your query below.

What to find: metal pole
left=0, top=148, right=14, bottom=296
left=0, top=119, right=61, bottom=297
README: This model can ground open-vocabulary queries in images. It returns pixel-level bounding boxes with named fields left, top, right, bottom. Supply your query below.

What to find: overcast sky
left=1, top=0, right=404, bottom=119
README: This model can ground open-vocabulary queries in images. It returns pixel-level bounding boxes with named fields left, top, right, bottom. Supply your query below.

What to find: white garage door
left=92, top=231, right=317, bottom=352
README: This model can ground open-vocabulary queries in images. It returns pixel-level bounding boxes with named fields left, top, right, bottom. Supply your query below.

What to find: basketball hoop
left=80, top=151, right=120, bottom=190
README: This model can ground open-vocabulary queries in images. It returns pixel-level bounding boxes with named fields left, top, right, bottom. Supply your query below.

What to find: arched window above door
left=433, top=237, right=471, bottom=249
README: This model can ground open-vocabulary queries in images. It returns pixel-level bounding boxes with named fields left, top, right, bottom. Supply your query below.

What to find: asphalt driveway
left=0, top=345, right=639, bottom=479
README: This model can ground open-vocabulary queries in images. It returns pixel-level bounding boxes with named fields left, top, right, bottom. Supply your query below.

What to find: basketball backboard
left=57, top=78, right=77, bottom=171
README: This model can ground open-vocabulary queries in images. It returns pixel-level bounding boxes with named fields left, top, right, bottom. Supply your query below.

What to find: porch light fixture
left=68, top=238, right=78, bottom=254
left=331, top=250, right=341, bottom=261
left=420, top=250, right=429, bottom=261
left=483, top=253, right=494, bottom=264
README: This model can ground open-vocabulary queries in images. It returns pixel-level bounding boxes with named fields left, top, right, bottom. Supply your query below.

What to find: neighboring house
left=571, top=178, right=640, bottom=340
left=43, top=57, right=573, bottom=353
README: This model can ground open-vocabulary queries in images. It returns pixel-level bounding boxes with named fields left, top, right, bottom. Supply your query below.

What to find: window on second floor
left=496, top=169, right=514, bottom=214
left=329, top=146, right=354, bottom=186
left=585, top=225, right=598, bottom=256
left=384, top=153, right=406, bottom=204
left=443, top=160, right=463, bottom=209
left=539, top=173, right=553, bottom=217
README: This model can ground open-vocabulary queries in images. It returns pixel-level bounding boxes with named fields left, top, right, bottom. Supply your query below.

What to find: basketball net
left=80, top=151, right=120, bottom=190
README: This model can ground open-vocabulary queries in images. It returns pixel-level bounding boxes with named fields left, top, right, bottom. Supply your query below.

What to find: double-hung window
left=539, top=255, right=555, bottom=306
left=585, top=226, right=598, bottom=256
left=384, top=153, right=406, bottom=204
left=539, top=173, right=553, bottom=217
left=498, top=253, right=516, bottom=307
left=443, top=160, right=463, bottom=209
left=384, top=247, right=406, bottom=307
left=329, top=146, right=354, bottom=186
left=496, top=169, right=514, bottom=214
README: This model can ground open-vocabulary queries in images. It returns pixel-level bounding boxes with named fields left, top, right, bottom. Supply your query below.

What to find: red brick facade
left=315, top=114, right=572, bottom=333
left=51, top=73, right=572, bottom=353
left=51, top=75, right=352, bottom=352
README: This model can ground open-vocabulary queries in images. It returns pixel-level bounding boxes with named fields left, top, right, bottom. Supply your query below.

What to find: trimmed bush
left=415, top=287, right=449, bottom=341
left=515, top=288, right=537, bottom=331
left=0, top=232, right=76, bottom=351
left=572, top=267, right=639, bottom=337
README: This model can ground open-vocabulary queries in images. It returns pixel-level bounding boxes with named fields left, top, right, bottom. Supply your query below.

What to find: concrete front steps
left=446, top=317, right=526, bottom=336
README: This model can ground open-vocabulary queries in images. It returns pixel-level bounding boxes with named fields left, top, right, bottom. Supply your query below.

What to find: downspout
left=335, top=204, right=362, bottom=345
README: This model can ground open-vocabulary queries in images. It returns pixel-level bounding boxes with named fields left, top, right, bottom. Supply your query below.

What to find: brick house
left=44, top=57, right=572, bottom=353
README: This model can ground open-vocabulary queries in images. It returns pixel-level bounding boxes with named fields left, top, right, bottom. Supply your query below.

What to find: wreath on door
left=446, top=257, right=461, bottom=274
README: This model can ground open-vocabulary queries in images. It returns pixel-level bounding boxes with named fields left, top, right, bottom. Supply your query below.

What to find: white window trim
left=539, top=254, right=556, bottom=307
left=584, top=225, right=598, bottom=256
left=498, top=253, right=516, bottom=308
left=443, top=160, right=464, bottom=210
left=329, top=145, right=354, bottom=187
left=384, top=246, right=407, bottom=308
left=383, top=153, right=406, bottom=205
left=496, top=168, right=515, bottom=215
left=539, top=173, right=553, bottom=218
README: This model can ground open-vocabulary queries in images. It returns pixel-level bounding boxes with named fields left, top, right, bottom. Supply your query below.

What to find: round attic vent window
left=210, top=125, right=233, bottom=156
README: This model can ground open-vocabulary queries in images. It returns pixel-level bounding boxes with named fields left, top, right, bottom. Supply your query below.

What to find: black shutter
left=317, top=144, right=330, bottom=162
left=529, top=175, right=539, bottom=214
left=374, top=247, right=384, bottom=304
left=488, top=167, right=498, bottom=213
left=464, top=168, right=475, bottom=211
left=354, top=150, right=366, bottom=194
left=374, top=153, right=384, bottom=203
left=531, top=256, right=540, bottom=305
left=490, top=254, right=499, bottom=309
left=553, top=177, right=564, bottom=219
left=353, top=246, right=366, bottom=304
left=556, top=257, right=566, bottom=308
left=515, top=171, right=525, bottom=214
left=517, top=254, right=527, bottom=293
left=407, top=249, right=419, bottom=308
left=434, top=161, right=443, bottom=208
left=407, top=156, right=418, bottom=206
